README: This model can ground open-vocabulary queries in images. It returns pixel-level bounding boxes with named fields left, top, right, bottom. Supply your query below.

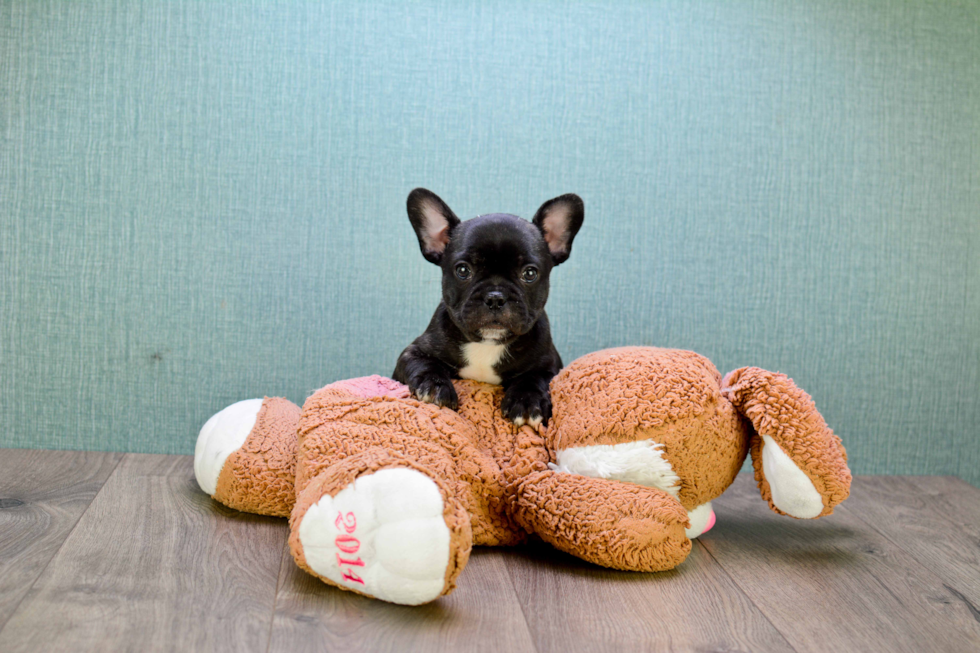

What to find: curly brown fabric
left=512, top=471, right=691, bottom=571
left=549, top=347, right=723, bottom=447
left=202, top=346, right=851, bottom=604
left=548, top=347, right=749, bottom=510
left=721, top=367, right=851, bottom=517
left=214, top=396, right=300, bottom=517
left=295, top=379, right=521, bottom=546
left=452, top=381, right=550, bottom=536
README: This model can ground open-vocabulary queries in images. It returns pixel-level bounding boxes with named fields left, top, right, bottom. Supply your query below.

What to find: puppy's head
left=407, top=188, right=584, bottom=343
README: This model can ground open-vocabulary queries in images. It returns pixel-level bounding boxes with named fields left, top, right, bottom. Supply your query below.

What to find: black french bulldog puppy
left=393, top=188, right=584, bottom=427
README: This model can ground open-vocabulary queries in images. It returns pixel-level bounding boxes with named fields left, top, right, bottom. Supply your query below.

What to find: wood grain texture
left=269, top=547, right=537, bottom=653
left=0, top=454, right=288, bottom=653
left=506, top=538, right=794, bottom=652
left=0, top=449, right=122, bottom=630
left=845, top=476, right=980, bottom=610
left=701, top=475, right=980, bottom=653
left=3, top=450, right=979, bottom=653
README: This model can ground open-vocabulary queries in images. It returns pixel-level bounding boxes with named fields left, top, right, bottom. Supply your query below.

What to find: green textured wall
left=1, top=1, right=978, bottom=485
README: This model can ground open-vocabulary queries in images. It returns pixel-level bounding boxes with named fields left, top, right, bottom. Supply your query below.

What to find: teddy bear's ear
left=407, top=188, right=461, bottom=265
left=532, top=194, right=584, bottom=265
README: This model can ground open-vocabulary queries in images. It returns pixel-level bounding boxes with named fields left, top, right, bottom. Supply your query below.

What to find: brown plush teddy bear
left=194, top=347, right=850, bottom=605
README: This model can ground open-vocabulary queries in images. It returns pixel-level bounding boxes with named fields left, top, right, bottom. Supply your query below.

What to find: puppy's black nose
left=484, top=291, right=507, bottom=311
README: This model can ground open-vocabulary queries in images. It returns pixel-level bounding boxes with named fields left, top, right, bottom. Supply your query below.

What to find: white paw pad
left=761, top=435, right=825, bottom=519
left=298, top=468, right=451, bottom=605
left=194, top=398, right=264, bottom=496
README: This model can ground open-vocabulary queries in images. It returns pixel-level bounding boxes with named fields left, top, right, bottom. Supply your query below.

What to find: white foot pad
left=761, top=435, right=825, bottom=519
left=194, top=398, right=264, bottom=495
left=685, top=502, right=716, bottom=539
left=298, top=468, right=451, bottom=605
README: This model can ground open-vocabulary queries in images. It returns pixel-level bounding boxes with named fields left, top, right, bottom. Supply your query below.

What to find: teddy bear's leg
left=722, top=367, right=851, bottom=519
left=511, top=471, right=692, bottom=571
left=194, top=396, right=300, bottom=517
left=288, top=448, right=472, bottom=606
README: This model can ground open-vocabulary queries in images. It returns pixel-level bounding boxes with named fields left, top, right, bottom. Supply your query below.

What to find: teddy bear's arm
left=722, top=367, right=851, bottom=519
left=510, top=471, right=692, bottom=571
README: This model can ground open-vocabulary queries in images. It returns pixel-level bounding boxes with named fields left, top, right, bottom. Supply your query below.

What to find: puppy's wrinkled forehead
left=449, top=214, right=548, bottom=264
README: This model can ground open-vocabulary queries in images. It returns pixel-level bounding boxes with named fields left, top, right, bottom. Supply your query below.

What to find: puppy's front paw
left=501, top=385, right=552, bottom=428
left=412, top=377, right=459, bottom=411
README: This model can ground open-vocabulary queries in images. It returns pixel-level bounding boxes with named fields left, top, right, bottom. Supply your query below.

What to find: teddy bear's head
left=546, top=347, right=750, bottom=510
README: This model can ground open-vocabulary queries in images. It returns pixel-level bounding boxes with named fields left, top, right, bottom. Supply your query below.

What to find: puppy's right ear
left=407, top=188, right=461, bottom=265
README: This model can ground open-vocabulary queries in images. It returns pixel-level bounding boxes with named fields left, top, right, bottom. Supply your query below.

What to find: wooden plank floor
left=0, top=450, right=978, bottom=652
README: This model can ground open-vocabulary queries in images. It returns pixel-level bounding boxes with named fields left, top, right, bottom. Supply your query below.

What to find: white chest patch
left=549, top=440, right=681, bottom=498
left=458, top=341, right=507, bottom=385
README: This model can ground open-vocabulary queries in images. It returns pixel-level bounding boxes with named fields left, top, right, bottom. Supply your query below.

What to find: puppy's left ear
left=532, top=194, right=584, bottom=265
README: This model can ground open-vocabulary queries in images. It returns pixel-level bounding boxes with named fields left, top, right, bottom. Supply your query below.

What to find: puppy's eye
left=455, top=263, right=472, bottom=280
left=522, top=267, right=539, bottom=283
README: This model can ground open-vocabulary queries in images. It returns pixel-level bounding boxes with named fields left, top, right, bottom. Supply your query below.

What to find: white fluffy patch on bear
left=685, top=502, right=714, bottom=538
left=549, top=440, right=681, bottom=498
left=194, top=398, right=264, bottom=496
left=458, top=340, right=507, bottom=384
left=298, top=468, right=451, bottom=606
left=761, top=435, right=825, bottom=519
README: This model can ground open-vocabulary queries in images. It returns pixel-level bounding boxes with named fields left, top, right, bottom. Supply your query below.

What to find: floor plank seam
left=0, top=451, right=125, bottom=638
left=502, top=547, right=545, bottom=653
left=693, top=539, right=801, bottom=653
left=264, top=539, right=291, bottom=653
